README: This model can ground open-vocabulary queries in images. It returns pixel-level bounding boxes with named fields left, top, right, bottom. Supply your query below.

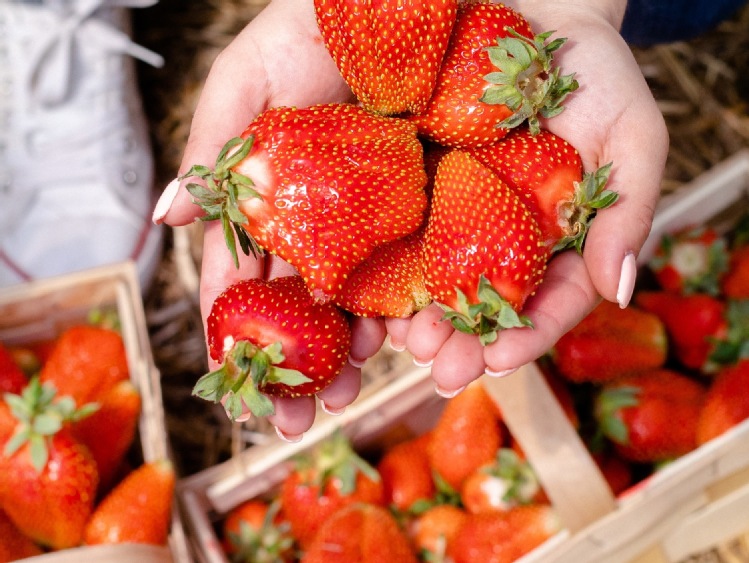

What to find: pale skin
left=153, top=0, right=668, bottom=439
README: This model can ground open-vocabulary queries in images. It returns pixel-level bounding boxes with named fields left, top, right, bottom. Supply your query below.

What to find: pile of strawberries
left=186, top=0, right=618, bottom=418
left=218, top=383, right=561, bottom=563
left=0, top=319, right=174, bottom=560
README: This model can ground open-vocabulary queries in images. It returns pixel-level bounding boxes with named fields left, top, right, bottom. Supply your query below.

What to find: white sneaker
left=0, top=0, right=165, bottom=291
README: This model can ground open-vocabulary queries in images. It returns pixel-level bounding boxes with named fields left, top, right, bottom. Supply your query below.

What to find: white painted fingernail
left=617, top=252, right=637, bottom=308
left=348, top=355, right=366, bottom=369
left=413, top=357, right=433, bottom=368
left=435, top=384, right=465, bottom=398
left=152, top=178, right=181, bottom=224
left=388, top=339, right=406, bottom=353
left=275, top=426, right=304, bottom=443
left=234, top=411, right=252, bottom=422
left=321, top=401, right=346, bottom=416
left=485, top=367, right=518, bottom=378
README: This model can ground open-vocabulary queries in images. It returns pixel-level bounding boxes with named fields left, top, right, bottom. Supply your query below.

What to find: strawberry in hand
left=183, top=103, right=427, bottom=303
left=195, top=276, right=352, bottom=420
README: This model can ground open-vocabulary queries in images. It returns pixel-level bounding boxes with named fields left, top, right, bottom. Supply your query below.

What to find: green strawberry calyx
left=441, top=275, right=534, bottom=346
left=594, top=385, right=641, bottom=446
left=181, top=135, right=264, bottom=268
left=554, top=162, right=619, bottom=254
left=481, top=28, right=579, bottom=135
left=227, top=500, right=294, bottom=563
left=192, top=340, right=312, bottom=420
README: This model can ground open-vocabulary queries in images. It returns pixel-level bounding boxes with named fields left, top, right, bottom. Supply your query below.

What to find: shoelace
left=28, top=0, right=164, bottom=107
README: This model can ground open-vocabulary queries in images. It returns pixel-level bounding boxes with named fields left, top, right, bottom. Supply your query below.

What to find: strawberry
left=410, top=0, right=577, bottom=149
left=722, top=245, right=749, bottom=298
left=469, top=127, right=618, bottom=251
left=592, top=450, right=633, bottom=496
left=595, top=368, right=706, bottom=463
left=423, top=150, right=549, bottom=344
left=221, top=499, right=294, bottom=562
left=648, top=225, right=729, bottom=295
left=551, top=300, right=668, bottom=383
left=301, top=502, right=418, bottom=563
left=334, top=228, right=431, bottom=318
left=377, top=432, right=436, bottom=512
left=0, top=507, right=43, bottom=562
left=447, top=505, right=561, bottom=563
left=84, top=459, right=175, bottom=546
left=195, top=276, right=352, bottom=420
left=184, top=103, right=428, bottom=302
left=460, top=448, right=544, bottom=514
left=0, top=378, right=98, bottom=549
left=427, top=381, right=503, bottom=491
left=409, top=503, right=468, bottom=561
left=39, top=323, right=130, bottom=406
left=279, top=432, right=385, bottom=549
left=314, top=0, right=457, bottom=116
left=696, top=359, right=749, bottom=445
left=0, top=341, right=27, bottom=395
left=71, top=379, right=141, bottom=494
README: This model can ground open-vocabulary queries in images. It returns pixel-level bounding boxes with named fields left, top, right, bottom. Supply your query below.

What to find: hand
left=385, top=0, right=669, bottom=395
left=152, top=0, right=387, bottom=439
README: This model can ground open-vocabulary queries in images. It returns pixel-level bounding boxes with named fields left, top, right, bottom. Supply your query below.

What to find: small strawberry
left=314, top=0, right=457, bottom=116
left=334, top=228, right=431, bottom=318
left=300, top=503, right=418, bottom=563
left=469, top=127, right=618, bottom=251
left=410, top=0, right=577, bottom=149
left=595, top=368, right=706, bottom=463
left=0, top=341, right=28, bottom=395
left=648, top=225, right=729, bottom=295
left=591, top=450, right=633, bottom=497
left=39, top=324, right=130, bottom=406
left=427, top=381, right=503, bottom=491
left=84, top=459, right=175, bottom=546
left=184, top=103, right=428, bottom=302
left=696, top=359, right=749, bottom=445
left=377, top=432, right=436, bottom=512
left=279, top=432, right=385, bottom=549
left=722, top=245, right=749, bottom=298
left=195, top=276, right=352, bottom=420
left=0, top=378, right=98, bottom=549
left=551, top=300, right=668, bottom=383
left=423, top=150, right=550, bottom=344
left=221, top=499, right=294, bottom=562
left=0, top=507, right=43, bottom=562
left=447, top=505, right=561, bottom=563
left=409, top=504, right=468, bottom=561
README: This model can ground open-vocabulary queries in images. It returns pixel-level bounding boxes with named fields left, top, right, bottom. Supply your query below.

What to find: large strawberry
left=377, top=432, right=436, bottom=513
left=195, top=276, right=352, bottom=420
left=314, top=0, right=457, bottom=116
left=469, top=126, right=618, bottom=251
left=696, top=359, right=749, bottom=445
left=410, top=0, right=577, bottom=149
left=0, top=378, right=98, bottom=549
left=221, top=499, right=294, bottom=563
left=409, top=503, right=468, bottom=561
left=184, top=103, right=428, bottom=302
left=423, top=150, right=549, bottom=344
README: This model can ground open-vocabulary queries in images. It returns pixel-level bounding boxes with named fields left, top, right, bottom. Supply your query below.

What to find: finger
left=404, top=303, right=455, bottom=366
left=483, top=251, right=600, bottom=373
left=268, top=395, right=317, bottom=441
left=317, top=363, right=363, bottom=415
left=384, top=316, right=412, bottom=351
left=349, top=316, right=387, bottom=367
left=430, top=330, right=487, bottom=396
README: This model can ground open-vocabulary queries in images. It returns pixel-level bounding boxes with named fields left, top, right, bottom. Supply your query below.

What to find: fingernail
left=152, top=178, right=181, bottom=224
left=485, top=367, right=518, bottom=378
left=234, top=411, right=252, bottom=423
left=413, top=357, right=433, bottom=368
left=321, top=401, right=346, bottom=416
left=275, top=426, right=304, bottom=443
left=348, top=355, right=366, bottom=369
left=388, top=339, right=406, bottom=353
left=617, top=251, right=637, bottom=308
left=435, top=384, right=465, bottom=398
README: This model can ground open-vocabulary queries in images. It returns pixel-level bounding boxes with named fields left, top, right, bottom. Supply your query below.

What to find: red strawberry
left=301, top=503, right=418, bottom=563
left=460, top=448, right=544, bottom=514
left=314, top=0, right=457, bottom=116
left=648, top=225, right=729, bottom=295
left=72, top=379, right=141, bottom=493
left=423, top=150, right=549, bottom=343
left=84, top=459, right=175, bottom=546
left=334, top=228, right=431, bottom=318
left=39, top=323, right=130, bottom=406
left=469, top=127, right=618, bottom=251
left=427, top=381, right=503, bottom=491
left=696, top=359, right=749, bottom=445
left=447, top=505, right=561, bottom=563
left=722, top=245, right=749, bottom=298
left=279, top=431, right=385, bottom=549
left=0, top=378, right=98, bottom=549
left=409, top=503, right=468, bottom=560
left=184, top=103, right=428, bottom=302
left=410, top=0, right=577, bottom=149
left=377, top=432, right=436, bottom=512
left=221, top=499, right=294, bottom=562
left=595, top=368, right=706, bottom=463
left=0, top=507, right=43, bottom=561
left=551, top=300, right=668, bottom=383
left=0, top=341, right=27, bottom=395
left=592, top=450, right=633, bottom=497
left=195, top=275, right=352, bottom=420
